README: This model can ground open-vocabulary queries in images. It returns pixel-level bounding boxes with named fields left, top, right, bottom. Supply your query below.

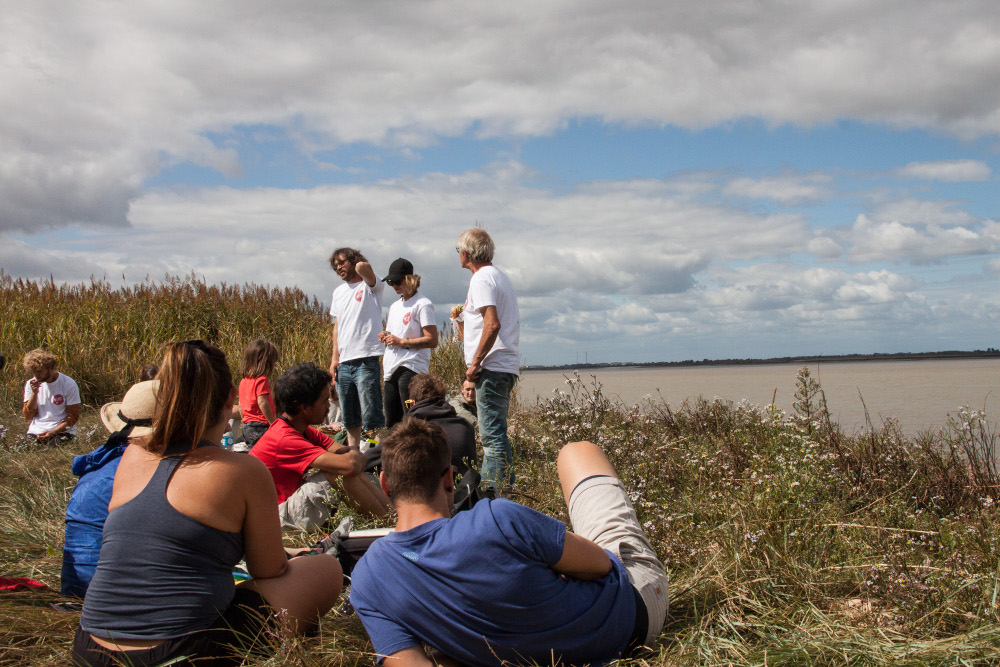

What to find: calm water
left=518, top=358, right=1000, bottom=435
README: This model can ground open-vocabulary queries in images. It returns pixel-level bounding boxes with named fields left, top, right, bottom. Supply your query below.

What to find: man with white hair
left=456, top=228, right=520, bottom=491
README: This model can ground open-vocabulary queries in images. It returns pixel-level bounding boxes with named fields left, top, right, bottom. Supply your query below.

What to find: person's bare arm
left=330, top=319, right=340, bottom=376
left=426, top=649, right=464, bottom=667
left=420, top=324, right=439, bottom=349
left=52, top=403, right=80, bottom=433
left=465, top=305, right=500, bottom=382
left=383, top=647, right=435, bottom=667
left=22, top=379, right=40, bottom=420
left=356, top=261, right=377, bottom=287
left=241, top=458, right=291, bottom=580
left=257, top=394, right=276, bottom=424
left=311, top=447, right=366, bottom=478
left=37, top=403, right=80, bottom=441
left=551, top=531, right=612, bottom=581
left=382, top=325, right=438, bottom=350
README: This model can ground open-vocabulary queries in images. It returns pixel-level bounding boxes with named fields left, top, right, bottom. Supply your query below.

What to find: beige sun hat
left=100, top=380, right=158, bottom=436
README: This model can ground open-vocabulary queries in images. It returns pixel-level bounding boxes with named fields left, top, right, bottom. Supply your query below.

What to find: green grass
left=3, top=276, right=1000, bottom=664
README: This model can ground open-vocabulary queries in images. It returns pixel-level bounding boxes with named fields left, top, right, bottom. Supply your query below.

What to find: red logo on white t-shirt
left=355, top=289, right=363, bottom=302
left=52, top=394, right=65, bottom=406
left=402, top=312, right=411, bottom=325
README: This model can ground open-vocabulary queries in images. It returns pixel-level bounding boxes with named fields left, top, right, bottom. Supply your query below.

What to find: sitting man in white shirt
left=22, top=348, right=81, bottom=445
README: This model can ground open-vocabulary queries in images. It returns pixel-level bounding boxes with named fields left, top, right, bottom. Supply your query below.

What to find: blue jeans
left=336, top=357, right=385, bottom=431
left=475, top=369, right=517, bottom=489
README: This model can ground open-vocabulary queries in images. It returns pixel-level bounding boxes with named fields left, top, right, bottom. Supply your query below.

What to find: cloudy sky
left=3, top=1, right=999, bottom=366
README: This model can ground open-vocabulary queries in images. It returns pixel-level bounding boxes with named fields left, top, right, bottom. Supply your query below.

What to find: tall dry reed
left=0, top=273, right=327, bottom=409
left=1, top=272, right=469, bottom=411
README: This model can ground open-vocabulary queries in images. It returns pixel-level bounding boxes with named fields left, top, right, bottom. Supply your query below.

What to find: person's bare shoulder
left=230, top=448, right=273, bottom=479
left=217, top=450, right=278, bottom=499
left=207, top=446, right=271, bottom=477
left=177, top=446, right=266, bottom=487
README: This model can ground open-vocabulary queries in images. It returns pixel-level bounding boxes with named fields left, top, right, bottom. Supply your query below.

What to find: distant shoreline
left=522, top=349, right=1000, bottom=372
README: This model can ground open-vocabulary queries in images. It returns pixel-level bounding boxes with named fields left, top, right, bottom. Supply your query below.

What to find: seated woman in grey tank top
left=73, top=340, right=344, bottom=666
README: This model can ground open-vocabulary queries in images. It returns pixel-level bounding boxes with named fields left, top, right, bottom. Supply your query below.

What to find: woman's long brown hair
left=147, top=340, right=232, bottom=456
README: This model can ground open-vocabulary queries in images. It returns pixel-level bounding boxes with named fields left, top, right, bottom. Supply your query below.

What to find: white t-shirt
left=330, top=278, right=386, bottom=363
left=383, top=292, right=436, bottom=378
left=23, top=372, right=81, bottom=435
left=463, top=265, right=520, bottom=375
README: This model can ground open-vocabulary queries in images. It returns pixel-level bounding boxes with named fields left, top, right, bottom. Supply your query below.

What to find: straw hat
left=100, top=380, right=158, bottom=436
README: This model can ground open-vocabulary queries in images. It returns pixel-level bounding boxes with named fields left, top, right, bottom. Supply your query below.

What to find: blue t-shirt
left=351, top=499, right=635, bottom=666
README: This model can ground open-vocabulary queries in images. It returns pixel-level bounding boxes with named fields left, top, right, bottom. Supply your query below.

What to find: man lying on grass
left=250, top=362, right=390, bottom=530
left=350, top=419, right=669, bottom=666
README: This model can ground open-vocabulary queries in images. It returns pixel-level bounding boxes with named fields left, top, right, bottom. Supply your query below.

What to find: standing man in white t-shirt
left=457, top=228, right=520, bottom=490
left=22, top=348, right=81, bottom=445
left=329, top=247, right=386, bottom=449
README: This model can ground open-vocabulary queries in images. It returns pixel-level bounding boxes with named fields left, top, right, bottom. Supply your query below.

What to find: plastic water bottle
left=222, top=432, right=234, bottom=449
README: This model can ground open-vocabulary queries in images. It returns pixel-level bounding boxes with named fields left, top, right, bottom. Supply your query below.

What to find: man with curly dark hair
left=250, top=363, right=390, bottom=530
left=328, top=247, right=386, bottom=449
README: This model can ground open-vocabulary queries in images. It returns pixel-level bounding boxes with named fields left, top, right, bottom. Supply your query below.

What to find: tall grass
left=0, top=272, right=336, bottom=408
left=6, top=369, right=1000, bottom=664
left=5, top=276, right=1000, bottom=664
left=512, top=371, right=1000, bottom=663
left=1, top=273, right=470, bottom=412
left=429, top=321, right=467, bottom=391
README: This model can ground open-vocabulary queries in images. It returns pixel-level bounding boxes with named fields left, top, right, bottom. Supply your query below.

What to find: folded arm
left=552, top=531, right=612, bottom=581
left=312, top=447, right=366, bottom=478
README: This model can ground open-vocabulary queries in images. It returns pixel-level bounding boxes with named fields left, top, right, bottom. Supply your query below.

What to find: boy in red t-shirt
left=251, top=363, right=390, bottom=530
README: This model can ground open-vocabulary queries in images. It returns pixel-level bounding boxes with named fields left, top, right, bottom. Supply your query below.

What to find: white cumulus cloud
left=723, top=173, right=833, bottom=204
left=2, top=1, right=1000, bottom=232
left=896, top=160, right=991, bottom=182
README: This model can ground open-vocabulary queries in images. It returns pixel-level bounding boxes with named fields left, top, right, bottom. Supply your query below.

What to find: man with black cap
left=329, top=247, right=386, bottom=449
